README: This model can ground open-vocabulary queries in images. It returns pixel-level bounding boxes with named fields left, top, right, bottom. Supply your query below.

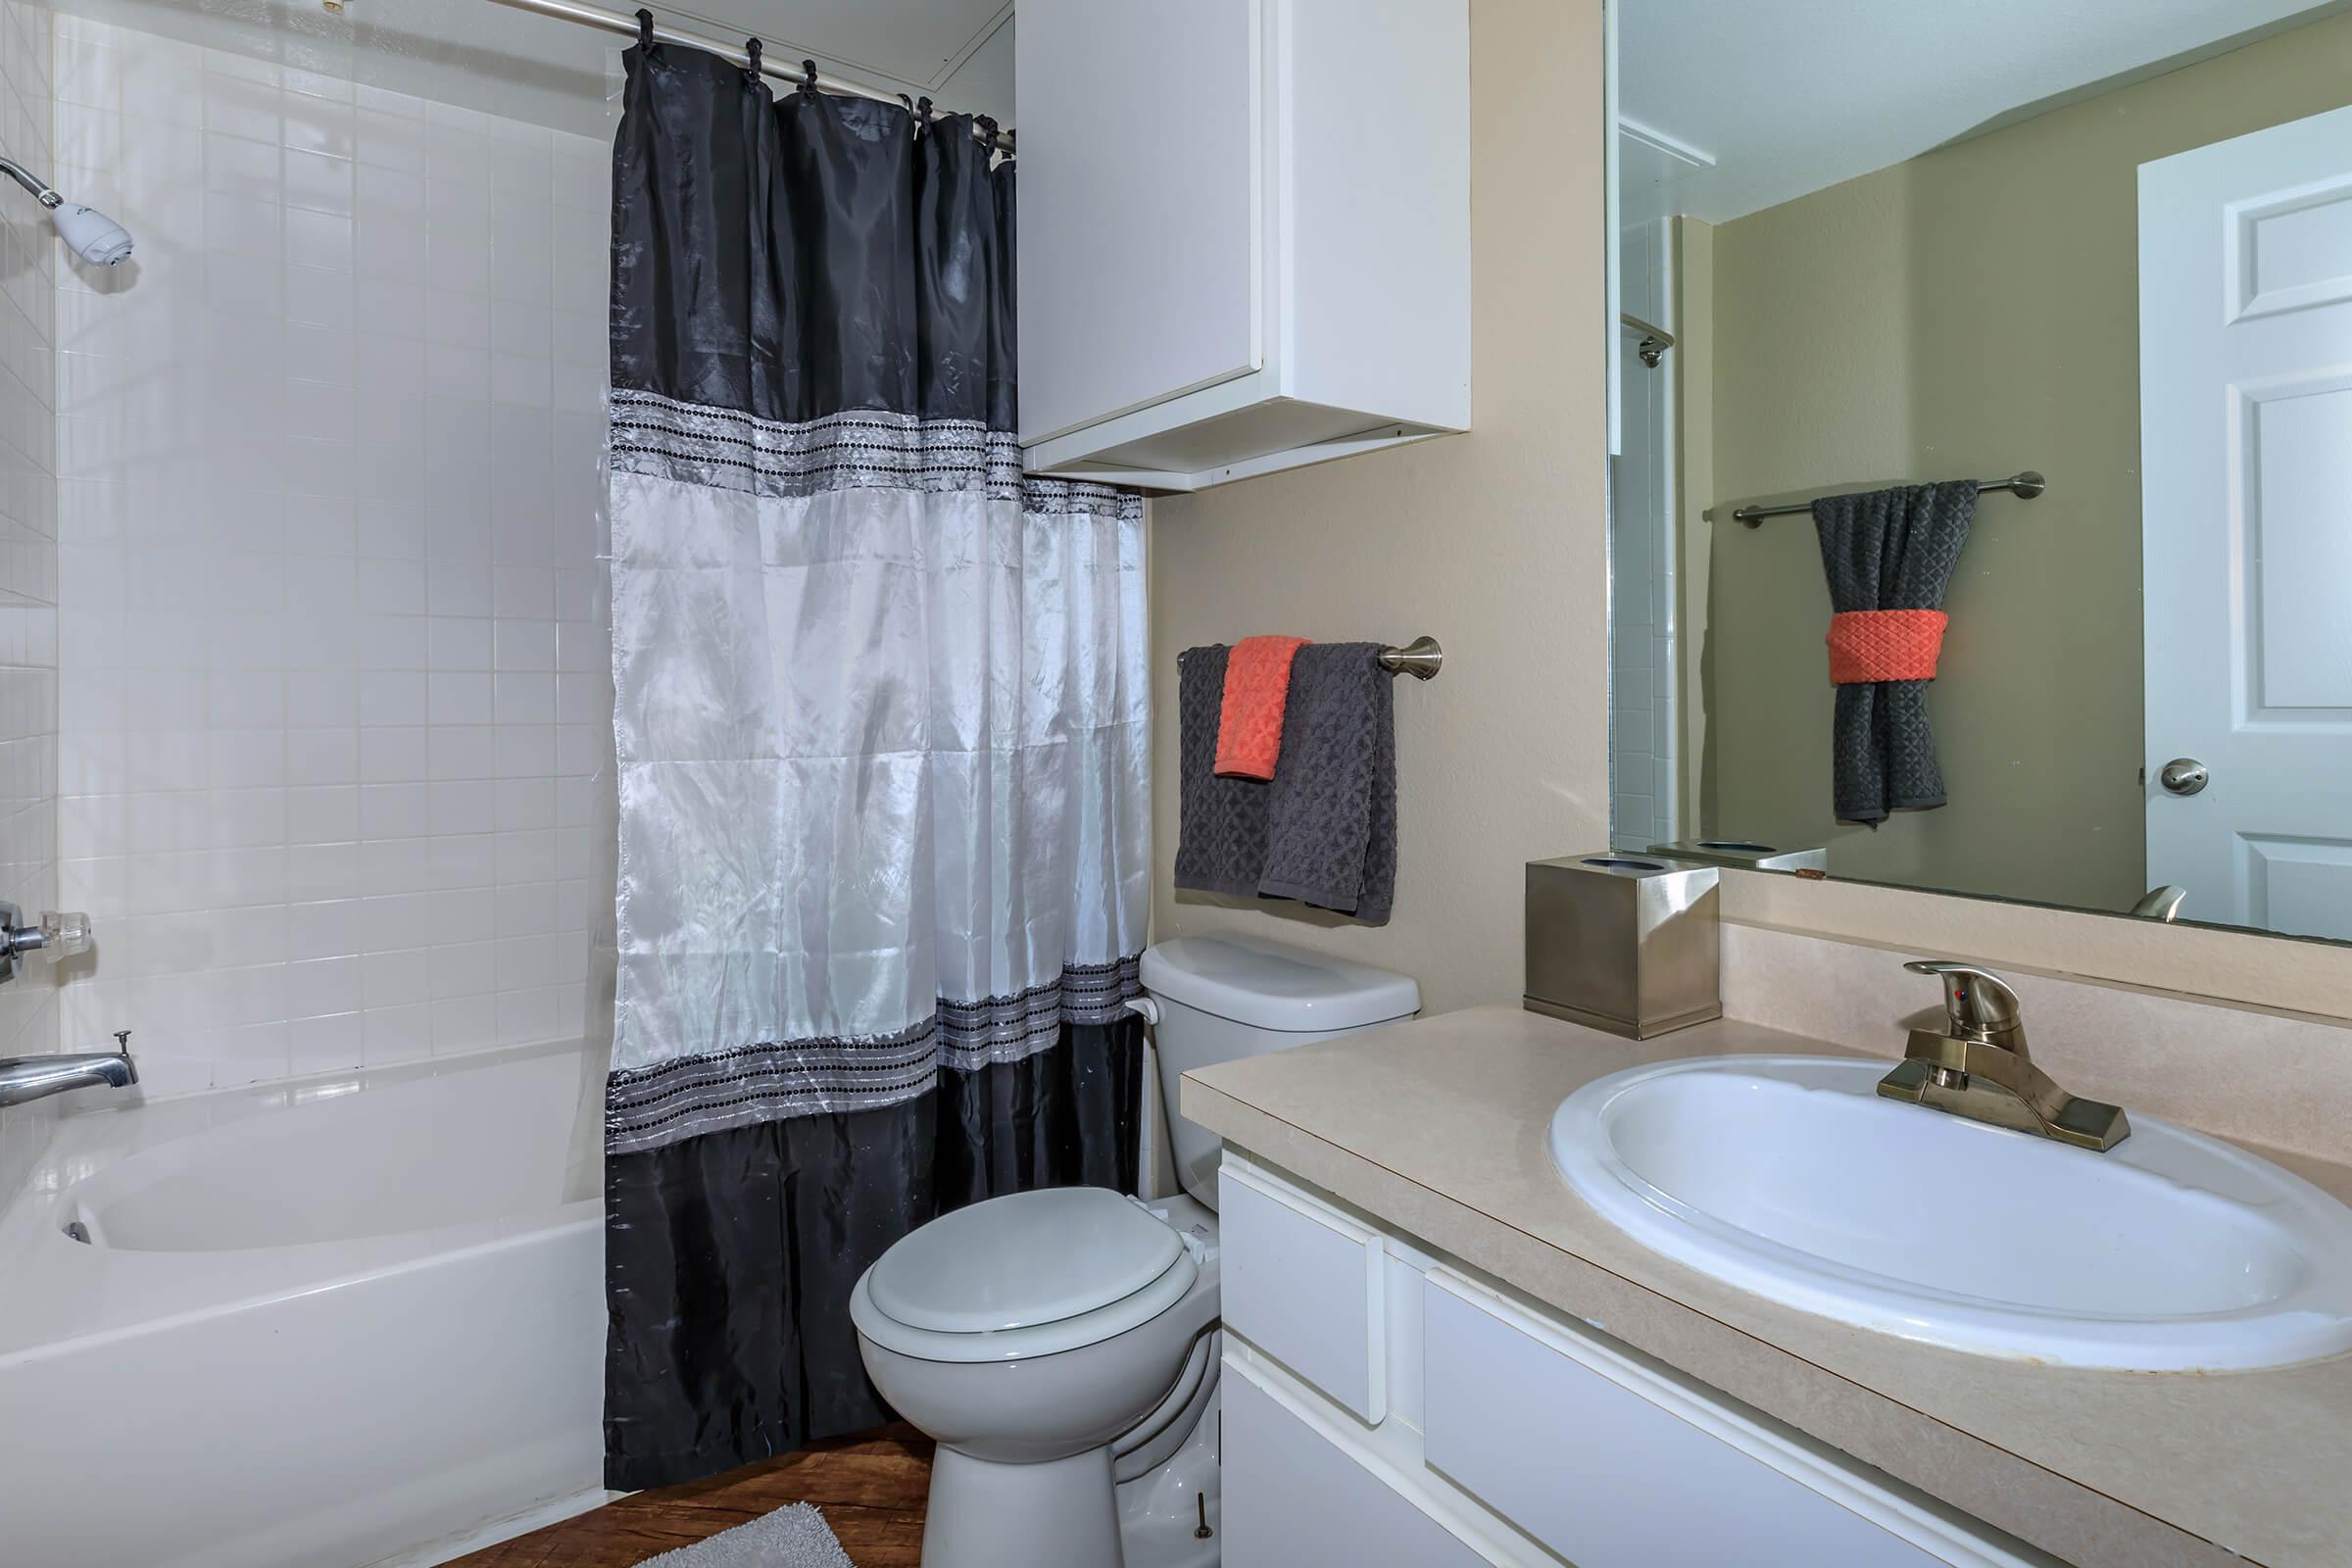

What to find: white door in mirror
left=1549, top=1054, right=2352, bottom=1372
left=2139, top=102, right=2352, bottom=939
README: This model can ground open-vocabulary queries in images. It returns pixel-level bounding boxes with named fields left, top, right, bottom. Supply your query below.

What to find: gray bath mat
left=632, top=1501, right=856, bottom=1568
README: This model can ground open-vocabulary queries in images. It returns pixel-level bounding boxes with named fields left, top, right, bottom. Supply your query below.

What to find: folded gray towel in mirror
left=1813, top=481, right=1979, bottom=824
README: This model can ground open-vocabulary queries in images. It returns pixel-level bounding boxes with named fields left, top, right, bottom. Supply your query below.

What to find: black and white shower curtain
left=601, top=36, right=1151, bottom=1489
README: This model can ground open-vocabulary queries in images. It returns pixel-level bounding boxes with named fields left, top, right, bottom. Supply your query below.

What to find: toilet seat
left=852, top=1189, right=1203, bottom=1364
left=871, top=1187, right=1185, bottom=1334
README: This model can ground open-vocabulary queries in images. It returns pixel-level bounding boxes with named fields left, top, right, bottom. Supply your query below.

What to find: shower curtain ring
left=743, top=36, right=761, bottom=79
left=634, top=8, right=653, bottom=50
left=915, top=96, right=934, bottom=137
left=974, top=115, right=1000, bottom=150
left=800, top=58, right=819, bottom=96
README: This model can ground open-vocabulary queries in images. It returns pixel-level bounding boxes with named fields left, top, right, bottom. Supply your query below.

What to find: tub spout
left=0, top=1047, right=138, bottom=1108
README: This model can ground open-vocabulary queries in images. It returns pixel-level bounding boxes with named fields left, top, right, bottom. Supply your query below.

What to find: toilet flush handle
left=1123, top=997, right=1160, bottom=1025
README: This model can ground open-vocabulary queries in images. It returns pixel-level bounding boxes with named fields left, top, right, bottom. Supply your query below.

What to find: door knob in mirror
left=2157, top=759, right=2209, bottom=796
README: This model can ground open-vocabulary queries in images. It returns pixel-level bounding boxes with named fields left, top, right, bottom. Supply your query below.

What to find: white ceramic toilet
left=851, top=933, right=1420, bottom=1568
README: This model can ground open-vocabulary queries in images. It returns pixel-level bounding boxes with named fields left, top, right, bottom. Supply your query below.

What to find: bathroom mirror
left=1605, top=0, right=2352, bottom=946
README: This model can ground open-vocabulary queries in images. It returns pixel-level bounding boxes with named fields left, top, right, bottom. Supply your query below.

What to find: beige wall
left=1149, top=0, right=1608, bottom=1014
left=1699, top=13, right=2352, bottom=915
left=1149, top=0, right=2352, bottom=1033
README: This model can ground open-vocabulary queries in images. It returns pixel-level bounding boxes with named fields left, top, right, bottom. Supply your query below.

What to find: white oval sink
left=1549, top=1054, right=2352, bottom=1371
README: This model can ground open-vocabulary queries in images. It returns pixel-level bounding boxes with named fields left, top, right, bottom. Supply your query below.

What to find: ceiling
left=1622, top=0, right=2348, bottom=224
left=56, top=0, right=1014, bottom=139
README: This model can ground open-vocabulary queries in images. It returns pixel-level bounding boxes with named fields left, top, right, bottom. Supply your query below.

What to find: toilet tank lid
left=1141, top=934, right=1420, bottom=1032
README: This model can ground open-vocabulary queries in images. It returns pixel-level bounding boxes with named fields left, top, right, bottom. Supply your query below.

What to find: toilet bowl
left=852, top=934, right=1419, bottom=1567
left=854, top=1188, right=1221, bottom=1568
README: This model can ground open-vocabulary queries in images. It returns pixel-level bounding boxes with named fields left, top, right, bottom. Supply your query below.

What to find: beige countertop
left=1180, top=1004, right=2352, bottom=1568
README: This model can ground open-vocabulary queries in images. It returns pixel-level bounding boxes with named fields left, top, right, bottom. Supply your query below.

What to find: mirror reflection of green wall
left=1611, top=4, right=2352, bottom=942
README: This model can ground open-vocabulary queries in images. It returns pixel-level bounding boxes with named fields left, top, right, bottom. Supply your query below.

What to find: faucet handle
left=35, top=909, right=90, bottom=960
left=1903, top=960, right=2023, bottom=1038
left=0, top=905, right=88, bottom=985
left=1, top=906, right=88, bottom=959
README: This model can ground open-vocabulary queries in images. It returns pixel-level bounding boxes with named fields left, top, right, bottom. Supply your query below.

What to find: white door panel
left=2240, top=837, right=2352, bottom=940
left=2140, top=104, right=2352, bottom=940
left=2243, top=377, right=2352, bottom=714
left=2230, top=172, right=2352, bottom=319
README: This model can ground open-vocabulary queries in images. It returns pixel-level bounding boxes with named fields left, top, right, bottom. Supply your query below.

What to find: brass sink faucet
left=1876, top=960, right=2131, bottom=1152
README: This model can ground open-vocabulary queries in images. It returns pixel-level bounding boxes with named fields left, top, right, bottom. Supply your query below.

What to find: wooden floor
left=450, top=1425, right=933, bottom=1568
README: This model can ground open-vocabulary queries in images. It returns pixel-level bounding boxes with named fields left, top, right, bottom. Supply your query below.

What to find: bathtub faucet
left=0, top=1036, right=137, bottom=1107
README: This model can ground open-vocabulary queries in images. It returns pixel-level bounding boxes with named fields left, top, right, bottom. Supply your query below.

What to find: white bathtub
left=0, top=1040, right=608, bottom=1568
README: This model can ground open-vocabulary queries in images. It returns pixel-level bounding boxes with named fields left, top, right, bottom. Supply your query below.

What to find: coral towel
left=1827, top=609, right=1948, bottom=685
left=1214, top=635, right=1311, bottom=779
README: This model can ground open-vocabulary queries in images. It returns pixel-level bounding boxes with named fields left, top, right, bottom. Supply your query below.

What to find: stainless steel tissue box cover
left=1525, top=854, right=1720, bottom=1038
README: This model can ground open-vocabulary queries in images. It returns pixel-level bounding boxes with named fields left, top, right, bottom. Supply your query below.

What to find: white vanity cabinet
left=1215, top=1153, right=2059, bottom=1568
left=1014, top=0, right=1470, bottom=491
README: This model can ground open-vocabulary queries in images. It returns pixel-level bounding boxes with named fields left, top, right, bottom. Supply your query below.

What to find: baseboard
left=367, top=1486, right=627, bottom=1567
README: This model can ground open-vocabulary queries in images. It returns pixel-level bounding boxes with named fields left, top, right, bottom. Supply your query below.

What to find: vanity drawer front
left=1225, top=1364, right=1494, bottom=1568
left=1422, top=1271, right=1950, bottom=1568
left=1218, top=1159, right=1387, bottom=1423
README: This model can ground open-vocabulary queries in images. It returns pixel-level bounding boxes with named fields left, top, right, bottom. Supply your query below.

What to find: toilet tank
left=1140, top=934, right=1420, bottom=1209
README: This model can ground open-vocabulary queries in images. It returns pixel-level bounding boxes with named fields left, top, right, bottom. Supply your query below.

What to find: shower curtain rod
left=481, top=0, right=1017, bottom=153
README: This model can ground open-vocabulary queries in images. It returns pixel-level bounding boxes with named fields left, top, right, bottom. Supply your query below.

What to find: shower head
left=0, top=153, right=133, bottom=266
left=50, top=202, right=133, bottom=266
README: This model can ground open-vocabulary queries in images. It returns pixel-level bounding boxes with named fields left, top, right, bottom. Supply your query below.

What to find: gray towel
left=1261, top=643, right=1396, bottom=923
left=1173, top=642, right=1397, bottom=924
left=1812, top=481, right=1979, bottom=824
left=1173, top=644, right=1271, bottom=899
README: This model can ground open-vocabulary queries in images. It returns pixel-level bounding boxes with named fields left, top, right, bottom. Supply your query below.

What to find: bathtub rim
left=0, top=1034, right=605, bottom=1366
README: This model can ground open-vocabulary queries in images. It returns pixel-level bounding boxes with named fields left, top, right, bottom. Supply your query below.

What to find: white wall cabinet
left=1216, top=1152, right=2063, bottom=1568
left=1015, top=0, right=1471, bottom=491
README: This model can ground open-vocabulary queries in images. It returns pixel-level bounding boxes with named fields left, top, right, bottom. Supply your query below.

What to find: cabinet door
left=1224, top=1368, right=1494, bottom=1568
left=1423, top=1271, right=1957, bottom=1567
left=1015, top=0, right=1262, bottom=446
left=1218, top=1161, right=1388, bottom=1423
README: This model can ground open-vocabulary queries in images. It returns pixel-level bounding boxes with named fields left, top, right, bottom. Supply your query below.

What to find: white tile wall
left=0, top=0, right=59, bottom=1196
left=51, top=17, right=612, bottom=1097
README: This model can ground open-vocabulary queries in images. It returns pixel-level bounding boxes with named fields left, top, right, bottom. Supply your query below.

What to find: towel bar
left=1733, top=471, right=2045, bottom=527
left=1378, top=636, right=1443, bottom=680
